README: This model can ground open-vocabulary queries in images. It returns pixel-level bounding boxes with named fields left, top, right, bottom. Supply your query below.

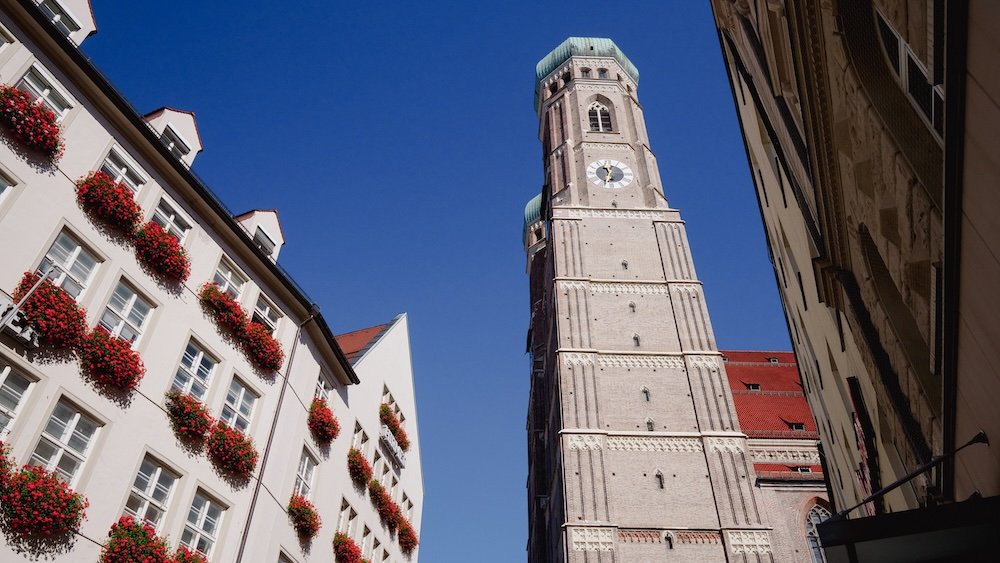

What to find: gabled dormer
left=143, top=107, right=203, bottom=167
left=36, top=0, right=96, bottom=46
left=235, top=209, right=285, bottom=261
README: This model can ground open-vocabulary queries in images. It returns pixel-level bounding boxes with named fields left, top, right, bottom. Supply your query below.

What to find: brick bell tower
left=523, top=38, right=775, bottom=562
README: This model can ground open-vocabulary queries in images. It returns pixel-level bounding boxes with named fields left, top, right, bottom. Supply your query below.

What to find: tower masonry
left=524, top=37, right=776, bottom=562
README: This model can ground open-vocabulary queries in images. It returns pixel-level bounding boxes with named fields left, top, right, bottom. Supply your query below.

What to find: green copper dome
left=534, top=37, right=639, bottom=109
left=523, top=193, right=543, bottom=245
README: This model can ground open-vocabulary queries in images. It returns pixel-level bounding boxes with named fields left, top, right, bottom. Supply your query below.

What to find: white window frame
left=29, top=400, right=100, bottom=486
left=294, top=449, right=317, bottom=499
left=99, top=280, right=153, bottom=346
left=40, top=230, right=99, bottom=299
left=252, top=294, right=282, bottom=335
left=361, top=526, right=372, bottom=558
left=151, top=196, right=193, bottom=244
left=588, top=102, right=612, bottom=132
left=100, top=147, right=146, bottom=193
left=337, top=500, right=357, bottom=536
left=252, top=226, right=276, bottom=257
left=161, top=124, right=191, bottom=159
left=352, top=423, right=368, bottom=453
left=875, top=10, right=944, bottom=137
left=315, top=373, right=334, bottom=402
left=172, top=341, right=217, bottom=401
left=124, top=455, right=178, bottom=531
left=17, top=65, right=72, bottom=120
left=220, top=377, right=257, bottom=433
left=0, top=362, right=33, bottom=439
left=37, top=0, right=81, bottom=38
left=181, top=492, right=225, bottom=558
left=213, top=259, right=248, bottom=300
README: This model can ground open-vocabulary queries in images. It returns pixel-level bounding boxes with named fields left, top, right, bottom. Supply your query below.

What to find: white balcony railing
left=380, top=424, right=407, bottom=467
left=0, top=294, right=39, bottom=349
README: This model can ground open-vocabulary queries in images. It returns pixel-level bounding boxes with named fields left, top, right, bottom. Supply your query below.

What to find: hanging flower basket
left=172, top=545, right=209, bottom=563
left=198, top=283, right=247, bottom=338
left=307, top=397, right=340, bottom=444
left=206, top=421, right=258, bottom=479
left=0, top=464, right=88, bottom=538
left=368, top=479, right=400, bottom=531
left=398, top=518, right=419, bottom=555
left=333, top=532, right=363, bottom=563
left=79, top=326, right=145, bottom=392
left=75, top=171, right=142, bottom=235
left=134, top=221, right=190, bottom=284
left=13, top=271, right=88, bottom=350
left=100, top=515, right=170, bottom=563
left=0, top=84, right=63, bottom=159
left=379, top=403, right=410, bottom=452
left=165, top=391, right=213, bottom=442
left=347, top=447, right=372, bottom=486
left=243, top=321, right=284, bottom=372
left=287, top=494, right=321, bottom=539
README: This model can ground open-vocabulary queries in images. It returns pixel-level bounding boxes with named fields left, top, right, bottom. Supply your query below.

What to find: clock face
left=586, top=159, right=634, bottom=189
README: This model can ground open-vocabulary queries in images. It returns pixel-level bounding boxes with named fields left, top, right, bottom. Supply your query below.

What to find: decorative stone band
left=580, top=142, right=634, bottom=152
left=599, top=354, right=687, bottom=369
left=618, top=529, right=663, bottom=543
left=749, top=446, right=821, bottom=465
left=570, top=527, right=615, bottom=551
left=557, top=280, right=673, bottom=295
left=705, top=437, right=747, bottom=454
left=567, top=434, right=604, bottom=451
left=725, top=530, right=772, bottom=555
left=553, top=207, right=682, bottom=221
left=676, top=531, right=723, bottom=545
left=607, top=436, right=703, bottom=453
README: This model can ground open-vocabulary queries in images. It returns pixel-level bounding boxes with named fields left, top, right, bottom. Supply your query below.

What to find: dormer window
left=252, top=227, right=276, bottom=257
left=793, top=466, right=813, bottom=473
left=747, top=383, right=761, bottom=391
left=160, top=126, right=191, bottom=160
left=790, top=422, right=806, bottom=432
left=768, top=357, right=779, bottom=365
left=17, top=67, right=71, bottom=120
left=597, top=68, right=609, bottom=79
left=38, top=0, right=80, bottom=39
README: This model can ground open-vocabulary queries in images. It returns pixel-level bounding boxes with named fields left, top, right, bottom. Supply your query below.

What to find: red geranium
left=165, top=391, right=214, bottom=442
left=79, top=326, right=145, bottom=392
left=243, top=321, right=284, bottom=372
left=100, top=515, right=170, bottom=563
left=287, top=494, right=321, bottom=539
left=134, top=221, right=190, bottom=284
left=379, top=403, right=410, bottom=452
left=368, top=479, right=401, bottom=531
left=0, top=464, right=88, bottom=538
left=347, top=447, right=372, bottom=486
left=398, top=517, right=419, bottom=555
left=75, top=171, right=142, bottom=235
left=198, top=282, right=247, bottom=338
left=13, top=271, right=87, bottom=350
left=0, top=84, right=63, bottom=159
left=307, top=397, right=340, bottom=444
left=172, top=545, right=209, bottom=563
left=206, top=421, right=258, bottom=479
left=333, top=532, right=363, bottom=563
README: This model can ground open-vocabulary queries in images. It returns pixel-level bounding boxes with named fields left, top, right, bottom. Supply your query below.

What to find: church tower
left=524, top=38, right=775, bottom=562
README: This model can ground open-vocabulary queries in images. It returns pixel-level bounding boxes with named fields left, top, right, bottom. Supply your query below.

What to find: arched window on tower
left=588, top=102, right=612, bottom=132
left=655, top=470, right=665, bottom=489
left=645, top=418, right=655, bottom=432
left=641, top=386, right=650, bottom=402
left=805, top=503, right=831, bottom=563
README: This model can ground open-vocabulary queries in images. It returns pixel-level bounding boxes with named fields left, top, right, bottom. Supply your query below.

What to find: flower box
left=206, top=421, right=258, bottom=479
left=398, top=518, right=419, bottom=555
left=307, top=397, right=340, bottom=444
left=333, top=531, right=363, bottom=563
left=0, top=464, right=88, bottom=538
left=134, top=221, right=190, bottom=284
left=75, top=171, right=142, bottom=235
left=368, top=479, right=400, bottom=531
left=287, top=494, right=321, bottom=539
left=165, top=391, right=213, bottom=442
left=100, top=516, right=170, bottom=563
left=0, top=84, right=63, bottom=159
left=243, top=321, right=284, bottom=372
left=172, top=545, right=209, bottom=563
left=12, top=271, right=87, bottom=350
left=198, top=283, right=247, bottom=338
left=79, top=326, right=145, bottom=392
left=347, top=447, right=372, bottom=486
left=379, top=403, right=410, bottom=452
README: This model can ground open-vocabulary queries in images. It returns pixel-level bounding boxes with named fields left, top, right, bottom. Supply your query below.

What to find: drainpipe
left=234, top=306, right=318, bottom=562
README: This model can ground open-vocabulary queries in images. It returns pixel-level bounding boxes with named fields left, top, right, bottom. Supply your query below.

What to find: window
left=220, top=378, right=257, bottom=433
left=655, top=471, right=665, bottom=489
left=352, top=422, right=368, bottom=453
left=372, top=451, right=383, bottom=479
left=172, top=341, right=217, bottom=400
left=160, top=125, right=191, bottom=160
left=645, top=418, right=655, bottom=432
left=124, top=456, right=178, bottom=530
left=100, top=148, right=145, bottom=193
left=294, top=449, right=317, bottom=499
left=806, top=503, right=831, bottom=563
left=390, top=476, right=398, bottom=499
left=0, top=361, right=33, bottom=438
left=793, top=466, right=813, bottom=473
left=640, top=387, right=650, bottom=402
left=371, top=539, right=381, bottom=562
left=768, top=357, right=779, bottom=365
left=252, top=295, right=282, bottom=335
left=588, top=102, right=612, bottom=132
left=17, top=67, right=71, bottom=120
left=37, top=0, right=80, bottom=38
left=99, top=281, right=153, bottom=344
left=875, top=11, right=945, bottom=135
left=580, top=68, right=591, bottom=78
left=40, top=231, right=98, bottom=299
left=597, top=68, right=608, bottom=79
left=29, top=400, right=100, bottom=485
left=315, top=373, right=334, bottom=402
left=213, top=260, right=247, bottom=300
left=747, top=383, right=761, bottom=391
left=0, top=25, right=13, bottom=52
left=0, top=171, right=13, bottom=203
left=253, top=227, right=276, bottom=257
left=402, top=494, right=413, bottom=520
left=181, top=492, right=224, bottom=558
left=151, top=198, right=192, bottom=243
left=790, top=422, right=806, bottom=432
left=338, top=500, right=357, bottom=537
left=362, top=526, right=372, bottom=557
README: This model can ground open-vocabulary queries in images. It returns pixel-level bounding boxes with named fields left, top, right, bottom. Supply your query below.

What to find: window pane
left=45, top=402, right=74, bottom=439
left=0, top=369, right=30, bottom=412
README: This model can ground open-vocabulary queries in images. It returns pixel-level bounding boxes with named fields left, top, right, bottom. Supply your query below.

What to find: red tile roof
left=721, top=349, right=818, bottom=438
left=335, top=323, right=391, bottom=364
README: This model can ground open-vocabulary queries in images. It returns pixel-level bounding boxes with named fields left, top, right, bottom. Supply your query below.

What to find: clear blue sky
left=85, top=1, right=789, bottom=560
